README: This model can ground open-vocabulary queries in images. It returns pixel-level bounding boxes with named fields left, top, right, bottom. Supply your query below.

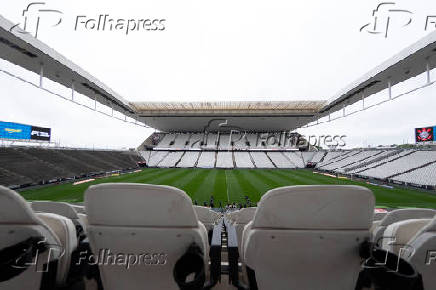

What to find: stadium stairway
left=344, top=150, right=399, bottom=173
left=354, top=150, right=415, bottom=174
left=342, top=150, right=386, bottom=170
left=55, top=150, right=103, bottom=173
left=175, top=151, right=187, bottom=167
left=194, top=152, right=201, bottom=168
left=248, top=152, right=257, bottom=168
left=387, top=160, right=436, bottom=180
left=281, top=152, right=297, bottom=168
left=318, top=150, right=359, bottom=169
left=0, top=167, right=32, bottom=186
left=22, top=149, right=75, bottom=178
left=0, top=147, right=143, bottom=187
left=264, top=153, right=277, bottom=168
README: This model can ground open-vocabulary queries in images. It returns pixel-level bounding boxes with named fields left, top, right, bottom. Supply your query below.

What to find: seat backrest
left=243, top=185, right=374, bottom=290
left=235, top=207, right=257, bottom=225
left=70, top=204, right=86, bottom=214
left=373, top=211, right=387, bottom=221
left=381, top=218, right=431, bottom=255
left=31, top=201, right=87, bottom=234
left=193, top=206, right=216, bottom=231
left=373, top=209, right=435, bottom=244
left=35, top=213, right=78, bottom=286
left=407, top=216, right=436, bottom=290
left=85, top=183, right=208, bottom=290
left=0, top=186, right=61, bottom=290
left=234, top=207, right=257, bottom=255
left=227, top=210, right=240, bottom=223
left=31, top=201, right=79, bottom=220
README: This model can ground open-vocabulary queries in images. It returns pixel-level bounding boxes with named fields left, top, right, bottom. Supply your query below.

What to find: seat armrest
left=204, top=219, right=222, bottom=289
left=224, top=218, right=245, bottom=288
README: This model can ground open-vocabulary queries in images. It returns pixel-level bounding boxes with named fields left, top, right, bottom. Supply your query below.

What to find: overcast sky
left=1, top=0, right=436, bottom=149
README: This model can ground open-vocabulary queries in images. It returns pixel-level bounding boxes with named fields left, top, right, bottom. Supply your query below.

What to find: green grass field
left=19, top=168, right=436, bottom=208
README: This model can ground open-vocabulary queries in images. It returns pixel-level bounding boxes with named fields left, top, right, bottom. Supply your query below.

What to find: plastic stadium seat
left=85, top=183, right=209, bottom=290
left=31, top=201, right=88, bottom=241
left=242, top=185, right=375, bottom=290
left=227, top=210, right=241, bottom=224
left=193, top=206, right=217, bottom=232
left=404, top=215, right=436, bottom=289
left=233, top=207, right=256, bottom=257
left=372, top=209, right=435, bottom=245
left=0, top=186, right=62, bottom=290
left=381, top=218, right=432, bottom=255
left=70, top=204, right=86, bottom=214
left=370, top=212, right=388, bottom=233
left=34, top=212, right=78, bottom=286
left=373, top=211, right=387, bottom=221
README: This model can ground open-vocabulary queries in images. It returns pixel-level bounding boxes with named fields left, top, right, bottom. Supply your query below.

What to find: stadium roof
left=1, top=14, right=436, bottom=132
left=131, top=101, right=326, bottom=132
left=0, top=16, right=135, bottom=117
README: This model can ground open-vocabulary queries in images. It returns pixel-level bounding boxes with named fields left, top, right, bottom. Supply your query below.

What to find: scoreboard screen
left=415, top=126, right=436, bottom=143
left=0, top=121, right=51, bottom=141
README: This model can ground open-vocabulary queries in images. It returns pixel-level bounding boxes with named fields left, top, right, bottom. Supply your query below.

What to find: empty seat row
left=0, top=187, right=87, bottom=289
left=3, top=184, right=434, bottom=289
left=370, top=208, right=436, bottom=289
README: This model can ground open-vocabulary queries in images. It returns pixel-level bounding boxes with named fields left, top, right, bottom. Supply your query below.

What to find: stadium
left=1, top=1, right=436, bottom=289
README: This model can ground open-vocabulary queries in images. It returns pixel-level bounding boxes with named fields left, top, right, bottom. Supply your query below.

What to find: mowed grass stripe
left=20, top=168, right=161, bottom=202
left=213, top=170, right=227, bottom=203
left=234, top=170, right=272, bottom=202
left=180, top=169, right=215, bottom=202
left=143, top=168, right=192, bottom=185
left=273, top=170, right=436, bottom=208
left=18, top=168, right=436, bottom=208
left=225, top=170, right=247, bottom=203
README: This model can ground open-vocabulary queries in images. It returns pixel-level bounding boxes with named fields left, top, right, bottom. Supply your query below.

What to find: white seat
left=242, top=185, right=375, bottom=290
left=0, top=186, right=61, bottom=290
left=381, top=218, right=431, bottom=255
left=373, top=212, right=387, bottom=221
left=85, top=183, right=209, bottom=290
left=233, top=207, right=256, bottom=257
left=70, top=204, right=86, bottom=214
left=227, top=210, right=240, bottom=224
left=32, top=201, right=87, bottom=238
left=35, top=212, right=78, bottom=286
left=406, top=216, right=436, bottom=289
left=193, top=206, right=217, bottom=232
left=372, top=209, right=435, bottom=245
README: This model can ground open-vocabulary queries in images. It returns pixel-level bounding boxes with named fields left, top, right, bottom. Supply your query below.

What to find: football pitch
left=20, top=168, right=436, bottom=208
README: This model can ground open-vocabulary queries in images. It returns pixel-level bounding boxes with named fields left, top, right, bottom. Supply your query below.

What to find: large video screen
left=0, top=121, right=51, bottom=141
left=415, top=126, right=436, bottom=143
